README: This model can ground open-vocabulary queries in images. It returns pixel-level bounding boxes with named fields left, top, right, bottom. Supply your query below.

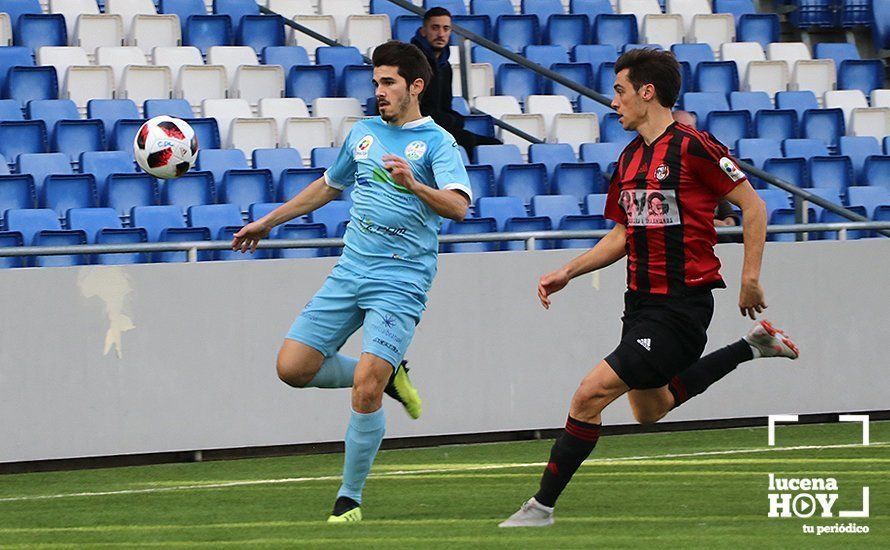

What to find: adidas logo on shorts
left=637, top=338, right=651, bottom=351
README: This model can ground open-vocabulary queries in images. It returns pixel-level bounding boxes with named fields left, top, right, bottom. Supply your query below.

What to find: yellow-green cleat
left=384, top=360, right=422, bottom=419
left=327, top=497, right=362, bottom=523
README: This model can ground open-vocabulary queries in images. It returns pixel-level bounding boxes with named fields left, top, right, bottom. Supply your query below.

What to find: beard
left=378, top=93, right=412, bottom=122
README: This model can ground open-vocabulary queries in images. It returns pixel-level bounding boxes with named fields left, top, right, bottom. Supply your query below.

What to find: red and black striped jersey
left=603, top=122, right=747, bottom=296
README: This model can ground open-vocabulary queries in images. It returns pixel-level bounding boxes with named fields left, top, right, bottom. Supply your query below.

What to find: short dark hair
left=614, top=48, right=681, bottom=108
left=372, top=40, right=433, bottom=97
left=423, top=6, right=451, bottom=22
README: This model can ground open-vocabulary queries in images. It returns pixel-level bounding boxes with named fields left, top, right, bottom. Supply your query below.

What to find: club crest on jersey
left=719, top=157, right=745, bottom=182
left=404, top=140, right=427, bottom=160
left=655, top=163, right=670, bottom=181
left=355, top=135, right=374, bottom=159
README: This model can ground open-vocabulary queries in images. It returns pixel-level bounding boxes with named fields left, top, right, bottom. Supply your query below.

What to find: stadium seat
left=258, top=97, right=310, bottom=138
left=15, top=14, right=68, bottom=51
left=529, top=143, right=576, bottom=180
left=274, top=223, right=328, bottom=258
left=184, top=14, right=233, bottom=55
left=465, top=164, right=496, bottom=203
left=74, top=14, right=126, bottom=56
left=26, top=99, right=79, bottom=141
left=837, top=60, right=884, bottom=96
left=105, top=173, right=158, bottom=215
left=754, top=109, right=798, bottom=141
left=32, top=229, right=89, bottom=266
left=229, top=117, right=278, bottom=154
left=278, top=167, right=324, bottom=201
left=557, top=214, right=606, bottom=249
left=105, top=0, right=158, bottom=36
left=580, top=142, right=624, bottom=173
left=494, top=14, right=540, bottom=53
left=767, top=42, right=811, bottom=66
left=498, top=164, right=548, bottom=204
left=746, top=60, right=789, bottom=98
left=791, top=60, right=836, bottom=101
left=738, top=14, right=779, bottom=48
left=476, top=144, right=523, bottom=182
left=600, top=112, right=635, bottom=145
left=49, top=0, right=100, bottom=40
left=206, top=45, right=259, bottom=85
left=178, top=65, right=228, bottom=109
left=642, top=14, right=684, bottom=47
left=593, top=14, right=638, bottom=49
left=818, top=206, right=868, bottom=240
left=546, top=63, right=594, bottom=105
left=814, top=43, right=860, bottom=69
left=862, top=156, right=890, bottom=193
left=801, top=108, right=844, bottom=151
left=0, top=174, right=36, bottom=212
left=594, top=61, right=616, bottom=96
left=318, top=0, right=366, bottom=38
left=311, top=200, right=350, bottom=238
left=472, top=0, right=514, bottom=27
left=691, top=14, right=735, bottom=54
left=314, top=97, right=364, bottom=139
left=144, top=99, right=195, bottom=119
left=496, top=64, right=543, bottom=101
left=0, top=46, right=33, bottom=93
left=524, top=45, right=569, bottom=69
left=683, top=92, right=729, bottom=124
left=341, top=65, right=374, bottom=105
left=248, top=202, right=284, bottom=222
left=131, top=204, right=184, bottom=241
left=196, top=148, right=249, bottom=185
left=671, top=43, right=714, bottom=75
left=237, top=15, right=285, bottom=54
left=282, top=119, right=334, bottom=163
left=94, top=227, right=149, bottom=264
left=694, top=61, right=739, bottom=94
left=184, top=117, right=222, bottom=150
left=0, top=120, right=48, bottom=161
left=214, top=0, right=259, bottom=32
left=762, top=157, right=807, bottom=189
left=35, top=46, right=89, bottom=86
left=41, top=173, right=96, bottom=216
left=153, top=46, right=205, bottom=77
left=286, top=65, right=336, bottom=107
left=310, top=147, right=337, bottom=169
left=849, top=107, right=890, bottom=140
left=66, top=207, right=122, bottom=243
left=0, top=230, right=25, bottom=268
left=53, top=120, right=106, bottom=161
left=81, top=150, right=137, bottom=199
left=6, top=67, right=58, bottom=107
left=737, top=138, right=782, bottom=169
left=783, top=138, right=829, bottom=158
left=88, top=99, right=140, bottom=139
left=729, top=91, right=772, bottom=119
left=0, top=99, right=22, bottom=121
left=839, top=135, right=882, bottom=185
left=253, top=147, right=302, bottom=186
left=18, top=152, right=70, bottom=197
left=391, top=14, right=420, bottom=42
left=531, top=194, right=582, bottom=229
left=163, top=170, right=216, bottom=211
left=585, top=192, right=609, bottom=215
left=476, top=196, right=528, bottom=232
left=343, top=14, right=391, bottom=54
left=262, top=46, right=311, bottom=73
left=315, top=46, right=364, bottom=83
left=201, top=98, right=251, bottom=148
left=757, top=189, right=791, bottom=218
left=5, top=207, right=60, bottom=245
left=825, top=89, right=869, bottom=127
left=187, top=202, right=242, bottom=243
left=498, top=215, right=551, bottom=251
left=809, top=156, right=852, bottom=197
left=848, top=186, right=890, bottom=218
left=218, top=169, right=274, bottom=213
left=442, top=217, right=498, bottom=253
left=618, top=0, right=660, bottom=33
left=544, top=13, right=590, bottom=52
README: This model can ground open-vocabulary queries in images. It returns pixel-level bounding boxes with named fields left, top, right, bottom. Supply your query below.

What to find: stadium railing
left=1, top=221, right=887, bottom=262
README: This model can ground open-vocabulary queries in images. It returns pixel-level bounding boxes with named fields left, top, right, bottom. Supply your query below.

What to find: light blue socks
left=337, top=407, right=386, bottom=504
left=306, top=353, right=358, bottom=388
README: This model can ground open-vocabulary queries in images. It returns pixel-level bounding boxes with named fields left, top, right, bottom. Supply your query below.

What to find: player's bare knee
left=632, top=408, right=665, bottom=425
left=351, top=379, right=384, bottom=412
left=570, top=382, right=609, bottom=416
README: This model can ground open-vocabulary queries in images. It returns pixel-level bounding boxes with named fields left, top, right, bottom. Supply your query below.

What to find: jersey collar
left=383, top=116, right=433, bottom=129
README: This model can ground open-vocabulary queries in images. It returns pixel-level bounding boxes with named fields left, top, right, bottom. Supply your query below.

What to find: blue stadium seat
left=553, top=164, right=606, bottom=202
left=477, top=196, right=528, bottom=231
left=783, top=138, right=829, bottom=158
left=274, top=223, right=328, bottom=258
left=737, top=14, right=779, bottom=48
left=472, top=46, right=513, bottom=74
left=592, top=14, right=637, bottom=49
left=94, top=227, right=149, bottom=265
left=0, top=120, right=47, bottom=161
left=475, top=144, right=522, bottom=182
left=754, top=109, right=798, bottom=142
left=253, top=147, right=302, bottom=187
left=393, top=15, right=422, bottom=42
left=494, top=14, right=540, bottom=53
left=188, top=203, right=243, bottom=239
left=694, top=62, right=739, bottom=94
left=184, top=15, right=233, bottom=54
left=580, top=141, right=623, bottom=173
left=683, top=92, right=729, bottom=124
left=842, top=0, right=872, bottom=27
left=762, top=157, right=807, bottom=190
left=163, top=170, right=216, bottom=211
left=238, top=15, right=285, bottom=54
left=18, top=152, right=70, bottom=197
left=262, top=46, right=311, bottom=73
left=88, top=99, right=140, bottom=138
left=875, top=205, right=890, bottom=232
left=499, top=165, right=548, bottom=204
left=443, top=217, right=499, bottom=253
left=426, top=0, right=468, bottom=15
left=472, top=0, right=514, bottom=26
left=573, top=44, right=618, bottom=66
left=214, top=0, right=259, bottom=30
left=106, top=174, right=158, bottom=215
left=495, top=64, right=542, bottom=101
left=131, top=205, right=185, bottom=242
left=452, top=97, right=471, bottom=116
left=570, top=0, right=613, bottom=17
left=578, top=95, right=614, bottom=122
left=557, top=214, right=605, bottom=249
left=757, top=189, right=791, bottom=218
left=809, top=156, right=852, bottom=196
left=531, top=194, right=581, bottom=228
left=311, top=200, right=351, bottom=238
left=53, top=120, right=105, bottom=161
left=465, top=164, right=496, bottom=203
left=819, top=206, right=869, bottom=240
left=522, top=0, right=564, bottom=28
left=110, top=119, right=146, bottom=152
left=32, top=229, right=88, bottom=266
left=0, top=230, right=25, bottom=268
left=704, top=111, right=751, bottom=152
left=279, top=167, right=324, bottom=201
left=183, top=118, right=222, bottom=150
left=600, top=112, right=635, bottom=146
left=5, top=66, right=58, bottom=106
left=26, top=99, right=78, bottom=141
left=801, top=108, right=844, bottom=151
left=775, top=91, right=818, bottom=122
left=714, top=0, right=755, bottom=21
left=838, top=136, right=881, bottom=185
left=144, top=99, right=194, bottom=119
left=0, top=153, right=8, bottom=174
left=524, top=45, right=569, bottom=68
left=453, top=15, right=492, bottom=43
left=789, top=0, right=835, bottom=28
left=0, top=0, right=40, bottom=28
left=529, top=143, right=575, bottom=180
left=0, top=46, right=32, bottom=93
left=371, top=0, right=415, bottom=24
left=66, top=207, right=121, bottom=243
left=729, top=91, right=772, bottom=119
left=286, top=65, right=336, bottom=106
left=155, top=226, right=212, bottom=262
left=0, top=174, right=36, bottom=212
left=218, top=169, right=274, bottom=212
left=862, top=156, right=890, bottom=193
left=548, top=63, right=593, bottom=103
left=341, top=64, right=374, bottom=104
left=42, top=174, right=96, bottom=215
left=813, top=43, right=860, bottom=69
left=594, top=61, right=615, bottom=95
left=216, top=224, right=270, bottom=260
left=767, top=208, right=801, bottom=241
left=872, top=0, right=890, bottom=50
left=159, top=0, right=207, bottom=32
left=15, top=14, right=67, bottom=51
left=670, top=43, right=714, bottom=75
left=848, top=186, right=890, bottom=218
left=248, top=202, right=282, bottom=221
left=310, top=146, right=338, bottom=168
left=800, top=187, right=841, bottom=219
left=502, top=216, right=552, bottom=251
left=196, top=148, right=249, bottom=185
left=585, top=193, right=608, bottom=216
left=463, top=114, right=496, bottom=138
left=316, top=46, right=364, bottom=82
left=886, top=136, right=890, bottom=155
left=737, top=138, right=782, bottom=169
left=5, top=208, right=60, bottom=245
left=0, top=99, right=23, bottom=121
left=837, top=60, right=884, bottom=96
left=545, top=14, right=590, bottom=52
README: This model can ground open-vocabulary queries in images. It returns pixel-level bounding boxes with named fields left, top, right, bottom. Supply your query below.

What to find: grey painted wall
left=1, top=240, right=888, bottom=463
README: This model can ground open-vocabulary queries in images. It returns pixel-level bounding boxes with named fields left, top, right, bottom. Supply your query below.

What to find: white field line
left=0, top=441, right=885, bottom=504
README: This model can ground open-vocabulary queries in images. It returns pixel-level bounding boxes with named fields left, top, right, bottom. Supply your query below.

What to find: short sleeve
left=603, top=166, right=627, bottom=226
left=429, top=133, right=472, bottom=201
left=324, top=127, right=358, bottom=190
left=687, top=131, right=748, bottom=197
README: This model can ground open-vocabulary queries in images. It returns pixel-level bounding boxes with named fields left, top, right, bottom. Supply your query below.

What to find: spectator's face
left=611, top=69, right=648, bottom=131
left=374, top=65, right=418, bottom=122
left=421, top=15, right=452, bottom=52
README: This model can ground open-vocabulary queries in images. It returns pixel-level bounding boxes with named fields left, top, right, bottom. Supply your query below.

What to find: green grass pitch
left=1, top=421, right=887, bottom=548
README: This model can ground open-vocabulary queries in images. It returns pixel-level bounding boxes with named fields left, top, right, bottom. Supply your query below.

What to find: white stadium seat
left=291, top=16, right=337, bottom=60
left=0, top=13, right=11, bottom=46
left=849, top=108, right=890, bottom=139
left=95, top=46, right=148, bottom=85
left=105, top=0, right=158, bottom=37
left=337, top=115, right=371, bottom=146
left=343, top=15, right=391, bottom=54
left=121, top=65, right=173, bottom=109
left=746, top=61, right=788, bottom=98
left=452, top=62, right=494, bottom=102
left=642, top=14, right=684, bottom=48
left=50, top=0, right=100, bottom=44
left=284, top=117, right=334, bottom=161
left=720, top=41, right=765, bottom=84
left=37, top=46, right=90, bottom=83
left=825, top=89, right=869, bottom=127
left=766, top=42, right=811, bottom=65
left=551, top=114, right=600, bottom=153
left=525, top=94, right=573, bottom=133
left=130, top=14, right=181, bottom=54
left=178, top=65, right=228, bottom=108
left=692, top=14, right=735, bottom=55
left=474, top=95, right=522, bottom=119
left=791, top=60, right=835, bottom=105
left=202, top=98, right=253, bottom=147
left=268, top=0, right=316, bottom=16
left=233, top=65, right=285, bottom=106
left=313, top=97, right=364, bottom=138
left=74, top=15, right=125, bottom=56
left=230, top=118, right=279, bottom=153
left=64, top=66, right=115, bottom=109
left=317, top=0, right=367, bottom=38
left=259, top=97, right=311, bottom=137
left=501, top=113, right=545, bottom=155
left=617, top=0, right=661, bottom=33
left=871, top=89, right=890, bottom=108
left=207, top=46, right=260, bottom=85
left=153, top=46, right=204, bottom=79
left=666, top=0, right=711, bottom=36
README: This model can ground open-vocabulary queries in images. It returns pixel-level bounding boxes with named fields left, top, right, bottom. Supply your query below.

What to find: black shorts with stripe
left=605, top=289, right=715, bottom=389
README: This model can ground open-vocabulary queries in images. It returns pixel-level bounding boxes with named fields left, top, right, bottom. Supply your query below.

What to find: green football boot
left=327, top=497, right=362, bottom=523
left=384, top=360, right=422, bottom=419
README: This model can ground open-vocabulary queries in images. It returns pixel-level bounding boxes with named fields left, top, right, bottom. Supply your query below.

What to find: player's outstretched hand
left=538, top=268, right=570, bottom=310
left=382, top=154, right=417, bottom=192
left=231, top=220, right=271, bottom=254
left=739, top=279, right=768, bottom=320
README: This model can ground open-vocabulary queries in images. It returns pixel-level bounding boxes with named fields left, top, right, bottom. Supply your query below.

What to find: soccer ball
left=133, top=116, right=198, bottom=179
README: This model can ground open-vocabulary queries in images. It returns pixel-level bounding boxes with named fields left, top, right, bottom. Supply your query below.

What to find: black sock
left=668, top=339, right=753, bottom=408
left=332, top=496, right=359, bottom=515
left=533, top=416, right=601, bottom=508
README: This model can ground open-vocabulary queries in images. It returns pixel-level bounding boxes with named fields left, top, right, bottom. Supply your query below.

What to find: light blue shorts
left=286, top=263, right=428, bottom=369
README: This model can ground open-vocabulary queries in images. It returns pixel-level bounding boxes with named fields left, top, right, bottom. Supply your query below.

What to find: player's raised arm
left=383, top=154, right=469, bottom=221
left=231, top=176, right=342, bottom=254
left=724, top=180, right=768, bottom=319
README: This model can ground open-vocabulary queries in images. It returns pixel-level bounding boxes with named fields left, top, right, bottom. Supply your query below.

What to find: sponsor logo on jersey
left=355, top=135, right=374, bottom=159
left=720, top=157, right=745, bottom=182
left=619, top=189, right=681, bottom=226
left=404, top=140, right=427, bottom=160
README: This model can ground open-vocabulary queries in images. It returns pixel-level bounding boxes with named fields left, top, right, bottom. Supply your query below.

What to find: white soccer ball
left=133, top=116, right=198, bottom=179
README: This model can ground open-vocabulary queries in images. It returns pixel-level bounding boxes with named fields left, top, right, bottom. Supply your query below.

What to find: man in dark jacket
left=411, top=7, right=501, bottom=150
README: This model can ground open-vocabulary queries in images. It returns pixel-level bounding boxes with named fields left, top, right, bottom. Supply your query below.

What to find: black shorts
left=605, top=289, right=715, bottom=389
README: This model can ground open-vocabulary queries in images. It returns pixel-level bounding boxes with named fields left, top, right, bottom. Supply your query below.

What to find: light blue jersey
left=324, top=116, right=472, bottom=291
